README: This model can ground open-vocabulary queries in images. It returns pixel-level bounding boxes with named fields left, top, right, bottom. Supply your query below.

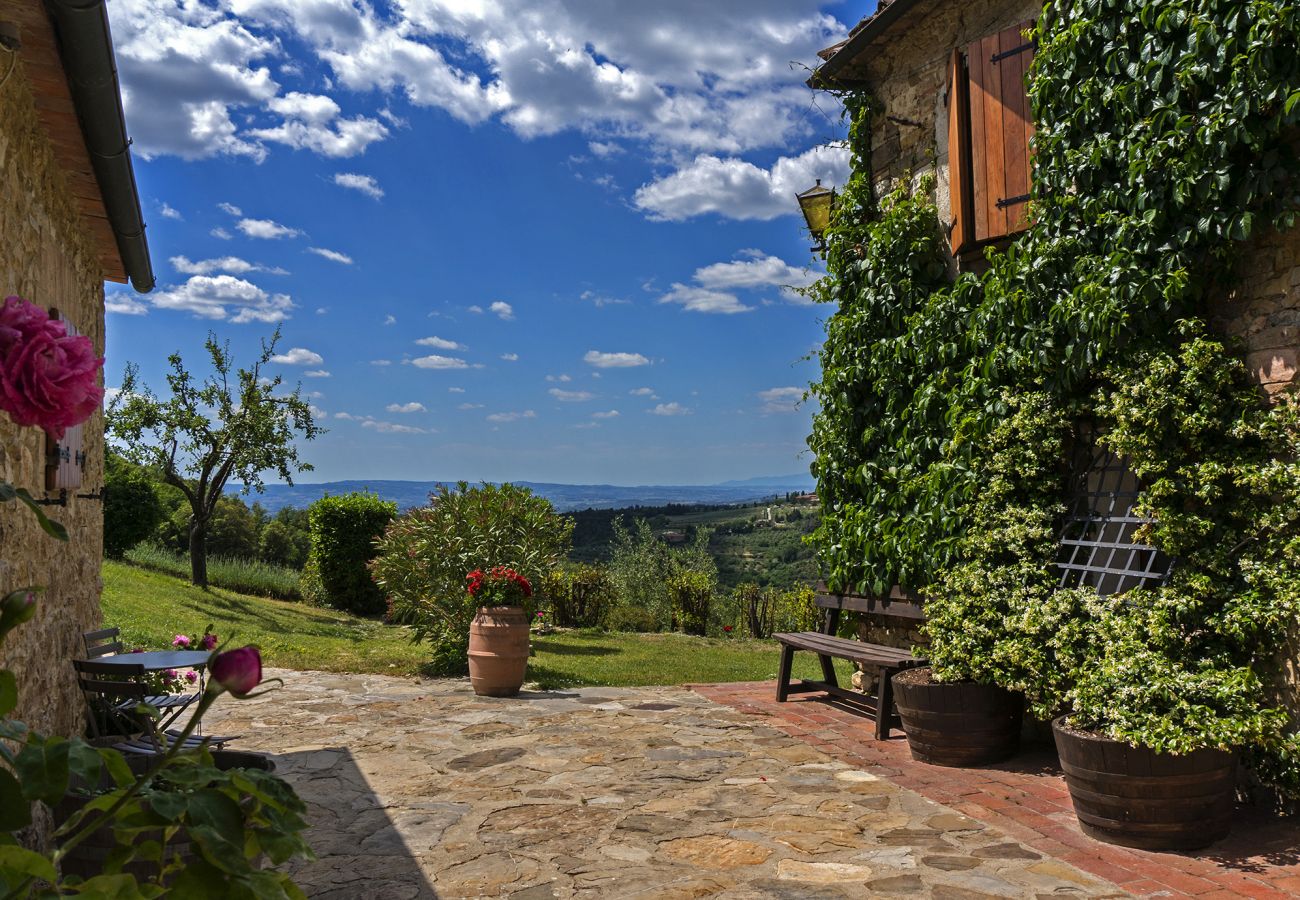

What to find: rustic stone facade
left=0, top=56, right=107, bottom=740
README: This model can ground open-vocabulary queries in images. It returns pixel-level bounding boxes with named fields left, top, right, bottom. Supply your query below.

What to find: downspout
left=43, top=0, right=154, bottom=293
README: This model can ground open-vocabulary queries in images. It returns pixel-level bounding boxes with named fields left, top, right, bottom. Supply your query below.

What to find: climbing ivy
left=808, top=0, right=1300, bottom=791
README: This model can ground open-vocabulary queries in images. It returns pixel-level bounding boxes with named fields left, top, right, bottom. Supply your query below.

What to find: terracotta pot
left=1052, top=717, right=1236, bottom=851
left=468, top=605, right=530, bottom=697
left=892, top=667, right=1025, bottom=767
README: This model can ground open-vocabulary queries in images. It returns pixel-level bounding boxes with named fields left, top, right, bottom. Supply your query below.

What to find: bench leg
left=819, top=653, right=838, bottom=689
left=875, top=666, right=894, bottom=740
left=775, top=644, right=795, bottom=702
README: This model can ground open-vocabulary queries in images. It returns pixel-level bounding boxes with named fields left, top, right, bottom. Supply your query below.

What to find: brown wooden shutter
left=947, top=48, right=974, bottom=256
left=966, top=20, right=1035, bottom=244
left=44, top=309, right=86, bottom=491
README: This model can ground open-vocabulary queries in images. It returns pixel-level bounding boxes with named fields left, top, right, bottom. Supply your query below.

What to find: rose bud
left=0, top=590, right=37, bottom=638
left=200, top=632, right=218, bottom=651
left=209, top=646, right=263, bottom=697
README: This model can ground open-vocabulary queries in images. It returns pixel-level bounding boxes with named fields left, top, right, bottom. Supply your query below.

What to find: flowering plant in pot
left=466, top=567, right=533, bottom=697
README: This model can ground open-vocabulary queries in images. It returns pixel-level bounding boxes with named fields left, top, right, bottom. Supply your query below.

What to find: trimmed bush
left=539, top=564, right=613, bottom=628
left=302, top=492, right=396, bottom=615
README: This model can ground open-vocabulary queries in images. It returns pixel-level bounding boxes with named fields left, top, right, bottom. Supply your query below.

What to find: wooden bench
left=774, top=586, right=927, bottom=739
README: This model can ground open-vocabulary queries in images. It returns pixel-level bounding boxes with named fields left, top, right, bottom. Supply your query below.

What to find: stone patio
left=204, top=670, right=1125, bottom=898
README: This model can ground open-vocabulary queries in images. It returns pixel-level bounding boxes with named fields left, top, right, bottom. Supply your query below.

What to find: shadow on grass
left=530, top=639, right=619, bottom=657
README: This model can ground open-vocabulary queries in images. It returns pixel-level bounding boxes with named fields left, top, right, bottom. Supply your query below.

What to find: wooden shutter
left=947, top=49, right=974, bottom=255
left=966, top=20, right=1036, bottom=243
left=44, top=308, right=86, bottom=491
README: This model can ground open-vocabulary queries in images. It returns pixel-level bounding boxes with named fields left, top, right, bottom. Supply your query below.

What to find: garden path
left=204, top=670, right=1124, bottom=898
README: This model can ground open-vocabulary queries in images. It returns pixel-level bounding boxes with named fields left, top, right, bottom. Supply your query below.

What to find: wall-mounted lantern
left=796, top=179, right=836, bottom=254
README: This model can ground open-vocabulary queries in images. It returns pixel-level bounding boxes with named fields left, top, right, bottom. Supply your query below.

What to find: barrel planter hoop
left=1051, top=717, right=1237, bottom=851
left=891, top=667, right=1024, bottom=767
left=468, top=605, right=531, bottom=697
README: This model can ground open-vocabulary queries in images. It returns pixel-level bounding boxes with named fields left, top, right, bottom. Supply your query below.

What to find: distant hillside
left=233, top=478, right=817, bottom=514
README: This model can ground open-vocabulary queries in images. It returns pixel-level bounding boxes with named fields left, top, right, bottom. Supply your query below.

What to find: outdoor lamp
left=796, top=179, right=835, bottom=253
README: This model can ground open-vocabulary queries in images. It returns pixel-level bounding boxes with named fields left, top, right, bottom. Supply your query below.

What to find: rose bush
left=0, top=295, right=103, bottom=440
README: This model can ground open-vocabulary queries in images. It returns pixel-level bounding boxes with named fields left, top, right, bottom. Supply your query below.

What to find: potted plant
left=466, top=566, right=534, bottom=696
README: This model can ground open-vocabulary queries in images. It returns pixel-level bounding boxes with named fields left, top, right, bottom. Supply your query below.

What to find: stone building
left=0, top=0, right=153, bottom=739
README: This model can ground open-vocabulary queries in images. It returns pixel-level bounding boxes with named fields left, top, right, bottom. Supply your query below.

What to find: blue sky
left=102, top=0, right=867, bottom=485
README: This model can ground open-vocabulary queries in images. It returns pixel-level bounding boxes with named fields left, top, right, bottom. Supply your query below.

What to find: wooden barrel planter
left=892, top=667, right=1024, bottom=767
left=1052, top=718, right=1236, bottom=851
left=56, top=750, right=274, bottom=881
left=468, top=605, right=530, bottom=697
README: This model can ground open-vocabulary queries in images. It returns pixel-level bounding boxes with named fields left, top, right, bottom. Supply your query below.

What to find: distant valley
left=233, top=474, right=817, bottom=514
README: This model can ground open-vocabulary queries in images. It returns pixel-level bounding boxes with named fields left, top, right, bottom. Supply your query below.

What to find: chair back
left=83, top=627, right=123, bottom=659
left=73, top=658, right=149, bottom=740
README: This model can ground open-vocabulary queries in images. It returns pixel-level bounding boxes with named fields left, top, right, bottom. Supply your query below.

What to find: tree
left=102, top=451, right=164, bottom=557
left=107, top=331, right=320, bottom=587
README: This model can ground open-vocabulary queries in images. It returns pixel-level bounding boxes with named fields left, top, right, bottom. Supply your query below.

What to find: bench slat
left=774, top=632, right=924, bottom=666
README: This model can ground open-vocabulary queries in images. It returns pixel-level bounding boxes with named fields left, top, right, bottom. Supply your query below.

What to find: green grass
left=102, top=561, right=851, bottom=687
left=123, top=544, right=302, bottom=600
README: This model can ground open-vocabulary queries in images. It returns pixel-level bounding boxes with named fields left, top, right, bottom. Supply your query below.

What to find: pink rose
left=172, top=634, right=191, bottom=648
left=210, top=646, right=262, bottom=697
left=164, top=668, right=178, bottom=681
left=199, top=632, right=218, bottom=651
left=184, top=670, right=199, bottom=684
left=0, top=297, right=104, bottom=440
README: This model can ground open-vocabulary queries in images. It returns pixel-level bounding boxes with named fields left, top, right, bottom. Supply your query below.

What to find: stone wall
left=0, top=56, right=107, bottom=740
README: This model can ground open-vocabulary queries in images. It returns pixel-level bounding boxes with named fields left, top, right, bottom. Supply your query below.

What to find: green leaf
left=0, top=770, right=32, bottom=830
left=15, top=736, right=71, bottom=805
left=0, top=844, right=56, bottom=883
left=11, top=489, right=69, bottom=542
left=65, top=872, right=159, bottom=898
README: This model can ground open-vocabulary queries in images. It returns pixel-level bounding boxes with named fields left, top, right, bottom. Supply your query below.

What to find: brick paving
left=690, top=681, right=1300, bottom=899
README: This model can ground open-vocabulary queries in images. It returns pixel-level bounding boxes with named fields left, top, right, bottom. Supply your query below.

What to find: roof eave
left=811, top=0, right=925, bottom=90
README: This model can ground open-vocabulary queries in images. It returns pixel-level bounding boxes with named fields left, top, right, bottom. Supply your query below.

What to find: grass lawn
left=101, top=560, right=852, bottom=687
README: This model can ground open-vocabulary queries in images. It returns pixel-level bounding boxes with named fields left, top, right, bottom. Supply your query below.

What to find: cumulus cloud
left=171, top=255, right=287, bottom=276
left=546, top=374, right=572, bottom=383
left=592, top=409, right=620, bottom=419
left=304, top=369, right=331, bottom=377
left=307, top=246, right=354, bottom=264
left=585, top=350, right=649, bottom=368
left=634, top=145, right=851, bottom=222
left=458, top=402, right=484, bottom=409
left=758, top=386, right=803, bottom=413
left=549, top=388, right=593, bottom=402
left=271, top=347, right=324, bottom=366
left=658, top=283, right=752, bottom=315
left=489, top=301, right=515, bottom=321
left=409, top=354, right=469, bottom=370
left=149, top=274, right=294, bottom=323
left=650, top=402, right=692, bottom=416
left=364, top=420, right=427, bottom=434
left=218, top=202, right=243, bottom=216
left=248, top=92, right=388, bottom=157
left=629, top=387, right=656, bottom=396
left=386, top=402, right=427, bottom=413
left=160, top=202, right=183, bottom=220
left=371, top=359, right=392, bottom=366
left=106, top=292, right=148, bottom=316
left=415, top=336, right=463, bottom=350
left=486, top=410, right=537, bottom=423
left=334, top=172, right=384, bottom=199
left=580, top=290, right=630, bottom=308
left=211, top=227, right=233, bottom=240
left=694, top=249, right=820, bottom=297
left=467, top=305, right=484, bottom=314
left=237, top=217, right=301, bottom=239
left=384, top=314, right=396, bottom=325
left=500, top=353, right=519, bottom=362
left=448, top=386, right=465, bottom=393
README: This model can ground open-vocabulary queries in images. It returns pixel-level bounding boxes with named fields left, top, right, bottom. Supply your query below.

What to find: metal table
left=91, top=650, right=211, bottom=672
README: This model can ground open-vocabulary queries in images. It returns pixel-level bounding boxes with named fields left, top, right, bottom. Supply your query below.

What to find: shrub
left=605, top=605, right=659, bottom=633
left=103, top=452, right=164, bottom=558
left=772, top=584, right=820, bottom=634
left=668, top=571, right=713, bottom=636
left=370, top=482, right=573, bottom=674
left=124, top=544, right=301, bottom=600
left=302, top=492, right=396, bottom=615
left=539, top=564, right=613, bottom=627
left=606, top=517, right=717, bottom=631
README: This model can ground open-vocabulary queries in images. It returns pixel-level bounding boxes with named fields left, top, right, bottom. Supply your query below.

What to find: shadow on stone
left=272, top=747, right=442, bottom=899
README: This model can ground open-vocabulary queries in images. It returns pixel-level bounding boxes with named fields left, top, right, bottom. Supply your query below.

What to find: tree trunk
left=189, top=517, right=209, bottom=588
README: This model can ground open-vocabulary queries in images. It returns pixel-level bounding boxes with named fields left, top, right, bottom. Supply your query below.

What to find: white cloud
left=334, top=172, right=384, bottom=199
left=467, top=305, right=484, bottom=314
left=634, top=145, right=851, bottom=222
left=218, top=202, right=243, bottom=216
left=308, top=404, right=328, bottom=418
left=250, top=92, right=388, bottom=157
left=658, top=283, right=752, bottom=315
left=304, top=369, right=331, bottom=377
left=384, top=314, right=396, bottom=325
left=316, top=307, right=328, bottom=315
left=580, top=289, right=630, bottom=308
left=500, top=353, right=519, bottom=362
left=549, top=388, right=593, bottom=402
left=363, top=420, right=427, bottom=434
left=171, top=255, right=287, bottom=276
left=415, top=336, right=463, bottom=350
left=271, top=347, right=324, bottom=366
left=694, top=249, right=819, bottom=296
left=386, top=402, right=427, bottom=414
left=160, top=202, right=183, bottom=220
left=106, top=292, right=148, bottom=316
left=237, top=217, right=301, bottom=239
left=546, top=374, right=572, bottom=383
left=592, top=409, right=620, bottom=419
left=448, top=386, right=465, bottom=393
left=149, top=274, right=294, bottom=323
left=307, top=246, right=354, bottom=264
left=486, top=410, right=537, bottom=423
left=489, top=301, right=515, bottom=321
left=371, top=359, right=392, bottom=366
left=629, top=387, right=655, bottom=396
left=651, top=402, right=692, bottom=416
left=409, top=354, right=469, bottom=370
left=759, top=386, right=803, bottom=413
left=458, top=402, right=484, bottom=410
left=585, top=350, right=649, bottom=368
left=211, top=227, right=233, bottom=240
left=334, top=412, right=359, bottom=420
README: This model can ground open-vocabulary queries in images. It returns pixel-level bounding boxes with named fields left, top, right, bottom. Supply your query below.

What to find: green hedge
left=301, top=492, right=396, bottom=615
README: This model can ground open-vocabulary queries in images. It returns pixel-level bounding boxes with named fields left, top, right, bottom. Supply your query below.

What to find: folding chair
left=82, top=626, right=203, bottom=713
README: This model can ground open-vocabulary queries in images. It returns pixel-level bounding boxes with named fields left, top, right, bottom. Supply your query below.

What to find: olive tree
left=107, top=330, right=319, bottom=587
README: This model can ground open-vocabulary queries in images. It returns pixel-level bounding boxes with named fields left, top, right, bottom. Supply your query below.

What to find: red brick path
left=690, top=681, right=1300, bottom=899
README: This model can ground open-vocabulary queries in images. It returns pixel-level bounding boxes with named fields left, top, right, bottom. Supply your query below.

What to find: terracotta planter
left=1052, top=717, right=1236, bottom=851
left=892, top=667, right=1024, bottom=767
left=468, top=605, right=530, bottom=697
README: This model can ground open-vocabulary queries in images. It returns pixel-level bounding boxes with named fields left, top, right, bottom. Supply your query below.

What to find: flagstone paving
left=205, top=670, right=1126, bottom=899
